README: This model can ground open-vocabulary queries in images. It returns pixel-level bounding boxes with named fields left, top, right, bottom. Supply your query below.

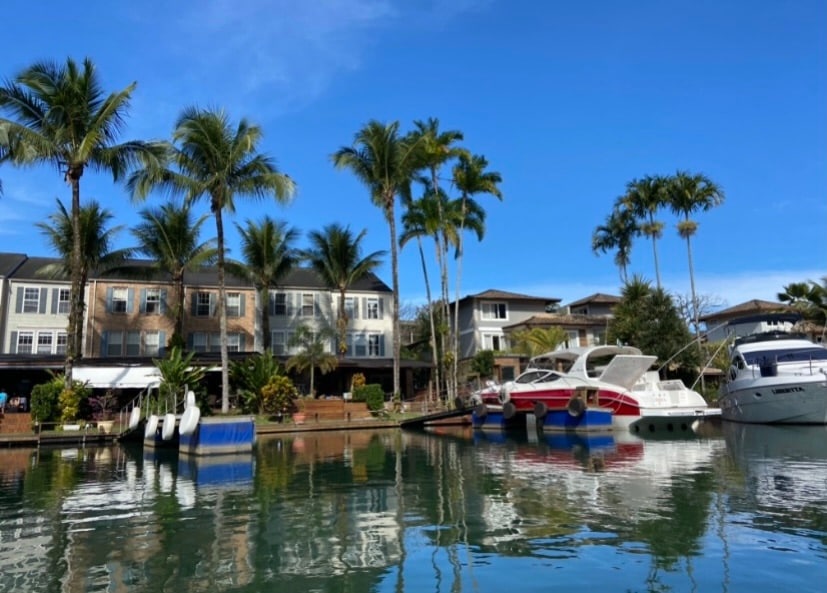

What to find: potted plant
left=89, top=390, right=118, bottom=434
left=293, top=397, right=307, bottom=425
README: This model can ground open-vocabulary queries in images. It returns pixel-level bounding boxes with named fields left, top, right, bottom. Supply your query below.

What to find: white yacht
left=719, top=315, right=827, bottom=424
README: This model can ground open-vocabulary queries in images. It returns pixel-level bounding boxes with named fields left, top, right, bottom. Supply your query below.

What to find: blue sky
left=1, top=0, right=824, bottom=313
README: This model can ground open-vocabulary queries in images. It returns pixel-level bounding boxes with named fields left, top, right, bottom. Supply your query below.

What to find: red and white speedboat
left=475, top=345, right=719, bottom=434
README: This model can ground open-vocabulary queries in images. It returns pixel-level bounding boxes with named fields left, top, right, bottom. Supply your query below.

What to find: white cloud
left=126, top=0, right=491, bottom=115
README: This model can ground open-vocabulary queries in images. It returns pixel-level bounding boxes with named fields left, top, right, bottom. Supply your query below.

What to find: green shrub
left=58, top=383, right=90, bottom=423
left=29, top=376, right=91, bottom=424
left=30, top=376, right=64, bottom=422
left=260, top=375, right=299, bottom=417
left=354, top=384, right=385, bottom=412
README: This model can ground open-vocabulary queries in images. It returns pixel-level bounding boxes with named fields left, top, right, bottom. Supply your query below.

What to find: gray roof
left=0, top=253, right=27, bottom=278
left=459, top=288, right=560, bottom=304
left=7, top=256, right=68, bottom=282
left=0, top=253, right=391, bottom=293
left=700, top=299, right=791, bottom=322
left=565, top=293, right=621, bottom=307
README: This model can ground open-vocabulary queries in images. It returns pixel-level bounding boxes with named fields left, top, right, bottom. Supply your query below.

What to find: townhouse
left=0, top=253, right=417, bottom=400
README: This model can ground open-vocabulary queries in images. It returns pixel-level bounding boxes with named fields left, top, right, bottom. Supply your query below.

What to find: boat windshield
left=514, top=370, right=560, bottom=384
left=743, top=347, right=827, bottom=366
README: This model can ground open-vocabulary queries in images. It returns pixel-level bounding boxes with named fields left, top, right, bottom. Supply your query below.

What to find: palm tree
left=511, top=326, right=566, bottom=357
left=36, top=199, right=131, bottom=357
left=233, top=217, right=299, bottom=353
left=0, top=57, right=164, bottom=382
left=665, top=171, right=725, bottom=335
left=779, top=280, right=827, bottom=325
left=332, top=120, right=422, bottom=402
left=129, top=107, right=295, bottom=413
left=400, top=188, right=446, bottom=401
left=622, top=175, right=667, bottom=288
left=302, top=223, right=384, bottom=357
left=404, top=119, right=466, bottom=401
left=592, top=204, right=639, bottom=284
left=451, top=153, right=502, bottom=398
left=130, top=202, right=218, bottom=349
left=286, top=324, right=338, bottom=398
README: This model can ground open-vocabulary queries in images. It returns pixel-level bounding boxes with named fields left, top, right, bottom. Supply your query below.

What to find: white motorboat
left=718, top=321, right=827, bottom=424
left=474, top=345, right=719, bottom=434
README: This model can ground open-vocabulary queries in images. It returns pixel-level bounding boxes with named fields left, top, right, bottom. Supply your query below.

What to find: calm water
left=1, top=422, right=826, bottom=593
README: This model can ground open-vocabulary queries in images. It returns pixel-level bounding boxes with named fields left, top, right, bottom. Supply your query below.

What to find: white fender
left=179, top=405, right=200, bottom=436
left=162, top=413, right=176, bottom=441
left=144, top=414, right=159, bottom=439
left=128, top=407, right=141, bottom=429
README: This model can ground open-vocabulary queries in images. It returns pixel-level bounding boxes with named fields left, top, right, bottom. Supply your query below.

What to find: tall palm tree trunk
left=387, top=197, right=402, bottom=403
left=683, top=222, right=705, bottom=391
left=174, top=273, right=186, bottom=344
left=67, top=173, right=84, bottom=383
left=438, top=238, right=452, bottom=402
left=649, top=214, right=662, bottom=289
left=260, top=287, right=271, bottom=352
left=214, top=206, right=230, bottom=413
left=337, top=289, right=348, bottom=358
left=415, top=236, right=440, bottom=405
left=684, top=232, right=699, bottom=334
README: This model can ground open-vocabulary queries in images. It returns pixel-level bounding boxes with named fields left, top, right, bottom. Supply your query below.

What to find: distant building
left=700, top=299, right=824, bottom=343
left=700, top=300, right=793, bottom=342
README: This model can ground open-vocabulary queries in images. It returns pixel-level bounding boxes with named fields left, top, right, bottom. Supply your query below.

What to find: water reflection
left=0, top=425, right=825, bottom=592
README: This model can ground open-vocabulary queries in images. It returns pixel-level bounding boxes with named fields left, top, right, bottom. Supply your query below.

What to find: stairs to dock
left=301, top=399, right=373, bottom=423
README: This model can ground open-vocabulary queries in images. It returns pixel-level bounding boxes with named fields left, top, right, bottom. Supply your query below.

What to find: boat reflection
left=723, top=422, right=827, bottom=521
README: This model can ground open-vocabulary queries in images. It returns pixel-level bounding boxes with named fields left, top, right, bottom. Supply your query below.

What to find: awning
left=73, top=365, right=161, bottom=389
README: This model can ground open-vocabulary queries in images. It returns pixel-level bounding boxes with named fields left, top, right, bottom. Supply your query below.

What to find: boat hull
left=538, top=407, right=612, bottom=432
left=508, top=387, right=717, bottom=434
left=719, top=376, right=827, bottom=424
left=471, top=404, right=525, bottom=431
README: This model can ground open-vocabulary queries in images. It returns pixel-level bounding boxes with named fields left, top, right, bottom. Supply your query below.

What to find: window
left=368, top=334, right=381, bottom=356
left=144, top=331, right=160, bottom=357
left=57, top=289, right=71, bottom=315
left=227, top=292, right=241, bottom=317
left=56, top=333, right=68, bottom=355
left=365, top=298, right=381, bottom=320
left=227, top=333, right=240, bottom=352
left=37, top=333, right=53, bottom=354
left=17, top=332, right=34, bottom=354
left=144, top=288, right=161, bottom=314
left=23, top=288, right=40, bottom=313
left=482, top=333, right=506, bottom=351
left=191, top=332, right=207, bottom=352
left=107, top=331, right=123, bottom=356
left=592, top=329, right=606, bottom=346
left=300, top=293, right=315, bottom=317
left=344, top=297, right=357, bottom=319
left=481, top=302, right=507, bottom=320
left=353, top=334, right=367, bottom=357
left=126, top=331, right=140, bottom=356
left=273, top=293, right=287, bottom=316
left=272, top=331, right=286, bottom=355
left=196, top=292, right=211, bottom=316
left=564, top=330, right=579, bottom=348
left=112, top=287, right=128, bottom=313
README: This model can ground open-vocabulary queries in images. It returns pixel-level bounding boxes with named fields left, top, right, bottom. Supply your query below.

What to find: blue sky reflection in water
left=0, top=424, right=826, bottom=592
